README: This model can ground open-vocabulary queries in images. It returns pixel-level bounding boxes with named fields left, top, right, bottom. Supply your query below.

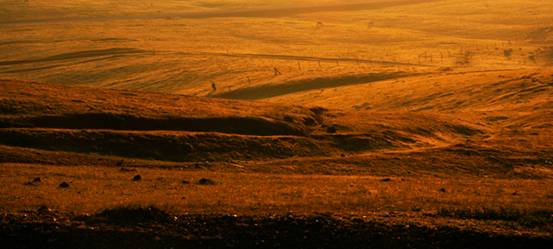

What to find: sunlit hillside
left=1, top=0, right=552, bottom=96
left=1, top=1, right=552, bottom=248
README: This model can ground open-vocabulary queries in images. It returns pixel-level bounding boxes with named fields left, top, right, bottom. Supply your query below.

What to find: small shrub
left=504, top=49, right=513, bottom=58
left=310, top=107, right=328, bottom=116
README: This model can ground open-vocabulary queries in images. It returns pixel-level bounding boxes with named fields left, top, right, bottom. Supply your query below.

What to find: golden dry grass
left=1, top=163, right=551, bottom=219
left=0, top=1, right=552, bottom=238
left=1, top=0, right=552, bottom=95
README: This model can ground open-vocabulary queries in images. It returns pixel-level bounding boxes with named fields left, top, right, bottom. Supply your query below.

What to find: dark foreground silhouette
left=1, top=207, right=550, bottom=249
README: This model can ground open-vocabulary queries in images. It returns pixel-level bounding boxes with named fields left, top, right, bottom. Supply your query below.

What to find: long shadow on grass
left=215, top=72, right=416, bottom=100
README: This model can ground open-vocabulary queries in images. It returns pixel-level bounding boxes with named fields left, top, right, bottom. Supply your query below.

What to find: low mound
left=0, top=79, right=317, bottom=136
left=0, top=79, right=316, bottom=123
left=0, top=80, right=430, bottom=164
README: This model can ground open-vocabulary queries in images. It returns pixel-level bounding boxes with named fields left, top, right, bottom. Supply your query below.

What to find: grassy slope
left=4, top=77, right=551, bottom=177
left=1, top=0, right=552, bottom=95
left=270, top=68, right=553, bottom=149
left=1, top=69, right=552, bottom=177
left=2, top=70, right=551, bottom=236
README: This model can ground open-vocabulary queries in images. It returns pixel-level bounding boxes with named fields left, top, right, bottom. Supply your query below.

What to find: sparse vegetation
left=504, top=49, right=514, bottom=59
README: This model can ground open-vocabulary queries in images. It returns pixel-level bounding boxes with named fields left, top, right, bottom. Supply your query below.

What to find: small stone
left=24, top=177, right=42, bottom=186
left=381, top=178, right=392, bottom=182
left=132, top=175, right=142, bottom=181
left=350, top=217, right=363, bottom=223
left=59, top=182, right=70, bottom=188
left=198, top=178, right=215, bottom=185
left=181, top=180, right=190, bottom=185
left=37, top=205, right=51, bottom=213
left=302, top=117, right=317, bottom=126
left=438, top=188, right=446, bottom=193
